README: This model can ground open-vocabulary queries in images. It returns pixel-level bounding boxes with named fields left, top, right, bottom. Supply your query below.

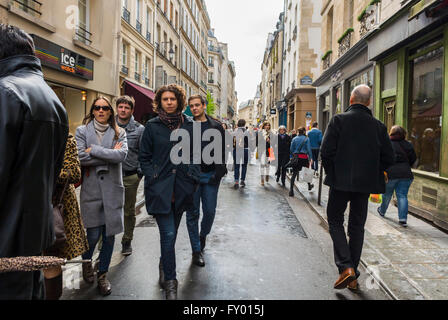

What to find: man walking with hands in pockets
left=320, top=85, right=394, bottom=291
left=186, top=95, right=227, bottom=267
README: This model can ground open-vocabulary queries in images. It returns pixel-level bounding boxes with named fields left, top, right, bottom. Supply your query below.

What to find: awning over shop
left=123, top=80, right=156, bottom=124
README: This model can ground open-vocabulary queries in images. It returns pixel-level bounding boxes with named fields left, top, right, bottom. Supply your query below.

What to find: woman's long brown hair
left=82, top=96, right=120, bottom=140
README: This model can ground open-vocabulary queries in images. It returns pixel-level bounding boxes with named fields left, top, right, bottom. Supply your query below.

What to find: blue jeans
left=379, top=179, right=413, bottom=222
left=233, top=148, right=249, bottom=182
left=82, top=225, right=115, bottom=273
left=154, top=207, right=184, bottom=281
left=186, top=172, right=220, bottom=253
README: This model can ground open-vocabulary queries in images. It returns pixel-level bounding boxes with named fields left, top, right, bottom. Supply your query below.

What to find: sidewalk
left=287, top=170, right=448, bottom=300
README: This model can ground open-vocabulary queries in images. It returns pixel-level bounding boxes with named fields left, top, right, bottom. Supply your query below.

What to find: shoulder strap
left=297, top=137, right=308, bottom=153
left=396, top=141, right=409, bottom=162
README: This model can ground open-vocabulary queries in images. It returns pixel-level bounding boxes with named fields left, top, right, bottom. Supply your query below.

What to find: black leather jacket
left=0, top=55, right=68, bottom=258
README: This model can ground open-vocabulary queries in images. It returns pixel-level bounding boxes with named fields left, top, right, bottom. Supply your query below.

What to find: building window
left=122, top=43, right=128, bottom=66
left=77, top=0, right=91, bottom=45
left=408, top=39, right=444, bottom=174
left=349, top=69, right=373, bottom=93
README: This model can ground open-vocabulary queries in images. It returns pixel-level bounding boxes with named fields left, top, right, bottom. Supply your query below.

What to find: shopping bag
left=268, top=147, right=275, bottom=161
left=301, top=167, right=314, bottom=184
left=369, top=194, right=382, bottom=204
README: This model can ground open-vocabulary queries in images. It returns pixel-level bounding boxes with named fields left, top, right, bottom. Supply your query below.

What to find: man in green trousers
left=116, top=96, right=145, bottom=256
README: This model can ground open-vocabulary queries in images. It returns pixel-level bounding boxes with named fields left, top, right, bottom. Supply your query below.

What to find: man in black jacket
left=320, top=85, right=394, bottom=291
left=186, top=95, right=227, bottom=267
left=0, top=25, right=68, bottom=299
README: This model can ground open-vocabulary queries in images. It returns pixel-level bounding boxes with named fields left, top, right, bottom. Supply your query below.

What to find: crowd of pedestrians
left=1, top=25, right=419, bottom=300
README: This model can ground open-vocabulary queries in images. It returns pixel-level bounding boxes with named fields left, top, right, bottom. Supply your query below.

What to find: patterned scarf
left=158, top=108, right=184, bottom=131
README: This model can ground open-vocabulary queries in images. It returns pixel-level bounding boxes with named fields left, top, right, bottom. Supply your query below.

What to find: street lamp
left=160, top=41, right=175, bottom=61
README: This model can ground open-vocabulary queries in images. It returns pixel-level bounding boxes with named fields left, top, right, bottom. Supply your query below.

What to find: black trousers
left=0, top=270, right=44, bottom=300
left=276, top=153, right=290, bottom=184
left=326, top=188, right=370, bottom=276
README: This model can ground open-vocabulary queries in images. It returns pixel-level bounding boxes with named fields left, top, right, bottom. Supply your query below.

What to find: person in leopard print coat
left=43, top=133, right=89, bottom=300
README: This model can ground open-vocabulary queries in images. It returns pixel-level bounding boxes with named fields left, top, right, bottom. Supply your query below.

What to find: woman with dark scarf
left=378, top=125, right=416, bottom=227
left=139, top=84, right=200, bottom=300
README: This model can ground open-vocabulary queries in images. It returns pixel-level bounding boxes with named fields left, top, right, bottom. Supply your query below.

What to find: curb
left=286, top=173, right=398, bottom=300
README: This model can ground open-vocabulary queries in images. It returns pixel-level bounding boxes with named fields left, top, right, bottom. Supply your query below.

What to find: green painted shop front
left=372, top=23, right=448, bottom=230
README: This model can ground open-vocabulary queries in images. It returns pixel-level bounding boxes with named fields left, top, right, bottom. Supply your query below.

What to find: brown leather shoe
left=347, top=279, right=359, bottom=290
left=82, top=262, right=94, bottom=284
left=334, top=268, right=356, bottom=290
left=97, top=273, right=112, bottom=296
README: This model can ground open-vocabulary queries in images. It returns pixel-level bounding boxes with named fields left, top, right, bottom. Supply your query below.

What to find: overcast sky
left=205, top=0, right=285, bottom=108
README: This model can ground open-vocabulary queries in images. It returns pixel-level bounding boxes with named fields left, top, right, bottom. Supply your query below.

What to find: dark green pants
left=122, top=174, right=141, bottom=244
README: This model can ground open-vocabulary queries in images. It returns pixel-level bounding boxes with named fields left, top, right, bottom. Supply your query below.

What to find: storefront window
left=383, top=60, right=397, bottom=91
left=409, top=42, right=443, bottom=174
left=335, top=86, right=342, bottom=114
left=50, top=84, right=86, bottom=135
left=349, top=69, right=374, bottom=93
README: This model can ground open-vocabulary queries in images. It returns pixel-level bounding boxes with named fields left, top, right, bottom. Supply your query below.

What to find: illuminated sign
left=31, top=35, right=94, bottom=80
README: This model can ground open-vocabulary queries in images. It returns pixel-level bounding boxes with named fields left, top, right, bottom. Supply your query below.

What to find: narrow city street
left=61, top=161, right=389, bottom=300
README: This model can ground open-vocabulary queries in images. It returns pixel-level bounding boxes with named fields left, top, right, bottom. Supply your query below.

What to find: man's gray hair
left=351, top=85, right=371, bottom=106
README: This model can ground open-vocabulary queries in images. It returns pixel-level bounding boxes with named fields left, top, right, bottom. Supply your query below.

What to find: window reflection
left=409, top=44, right=443, bottom=174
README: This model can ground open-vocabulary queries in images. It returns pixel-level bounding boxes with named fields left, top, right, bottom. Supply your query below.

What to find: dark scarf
left=158, top=108, right=183, bottom=131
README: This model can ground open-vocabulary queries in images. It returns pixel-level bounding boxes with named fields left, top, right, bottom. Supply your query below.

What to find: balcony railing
left=146, top=31, right=151, bottom=43
left=359, top=3, right=379, bottom=38
left=292, top=26, right=297, bottom=41
left=121, top=65, right=129, bottom=75
left=145, top=78, right=150, bottom=86
left=75, top=25, right=92, bottom=45
left=322, top=51, right=332, bottom=71
left=122, top=7, right=130, bottom=24
left=13, top=0, right=42, bottom=18
left=136, top=20, right=142, bottom=34
left=208, top=79, right=214, bottom=84
left=338, top=32, right=352, bottom=58
left=208, top=63, right=214, bottom=67
left=135, top=73, right=141, bottom=82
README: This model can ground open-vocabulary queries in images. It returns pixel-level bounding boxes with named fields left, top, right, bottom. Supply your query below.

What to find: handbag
left=49, top=174, right=70, bottom=251
left=286, top=138, right=308, bottom=168
left=268, top=147, right=275, bottom=161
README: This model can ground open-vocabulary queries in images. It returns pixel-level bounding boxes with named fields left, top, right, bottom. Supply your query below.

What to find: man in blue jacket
left=307, top=122, right=323, bottom=176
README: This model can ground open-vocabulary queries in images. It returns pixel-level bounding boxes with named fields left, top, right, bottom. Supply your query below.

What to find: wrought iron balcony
left=338, top=32, right=351, bottom=58
left=208, top=79, right=214, bottom=84
left=146, top=31, right=151, bottom=43
left=13, top=0, right=42, bottom=17
left=292, top=26, right=297, bottom=41
left=136, top=20, right=142, bottom=34
left=76, top=25, right=92, bottom=45
left=359, top=3, right=379, bottom=38
left=322, top=51, right=332, bottom=71
left=122, top=7, right=130, bottom=24
left=145, top=78, right=150, bottom=86
left=135, top=73, right=141, bottom=82
left=121, top=65, right=129, bottom=75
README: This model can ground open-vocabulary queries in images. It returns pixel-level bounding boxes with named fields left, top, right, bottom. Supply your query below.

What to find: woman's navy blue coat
left=139, top=115, right=200, bottom=215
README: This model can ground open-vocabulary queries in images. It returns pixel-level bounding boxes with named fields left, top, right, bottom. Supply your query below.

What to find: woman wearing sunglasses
left=75, top=96, right=128, bottom=296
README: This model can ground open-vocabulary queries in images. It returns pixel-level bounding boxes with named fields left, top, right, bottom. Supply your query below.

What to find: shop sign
left=270, top=108, right=277, bottom=115
left=31, top=35, right=94, bottom=80
left=306, top=112, right=312, bottom=119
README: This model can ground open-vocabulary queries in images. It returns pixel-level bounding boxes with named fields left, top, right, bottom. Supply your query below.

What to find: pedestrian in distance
left=275, top=125, right=291, bottom=187
left=320, top=85, right=394, bottom=291
left=233, top=119, right=250, bottom=189
left=289, top=127, right=314, bottom=197
left=139, top=84, right=200, bottom=300
left=290, top=129, right=297, bottom=139
left=115, top=96, right=145, bottom=256
left=43, top=133, right=89, bottom=300
left=378, top=125, right=417, bottom=227
left=257, top=122, right=273, bottom=186
left=75, top=96, right=128, bottom=296
left=307, top=122, right=323, bottom=176
left=0, top=24, right=69, bottom=300
left=186, top=95, right=227, bottom=267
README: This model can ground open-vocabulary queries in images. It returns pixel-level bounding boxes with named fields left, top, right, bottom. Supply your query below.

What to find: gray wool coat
left=75, top=121, right=128, bottom=237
